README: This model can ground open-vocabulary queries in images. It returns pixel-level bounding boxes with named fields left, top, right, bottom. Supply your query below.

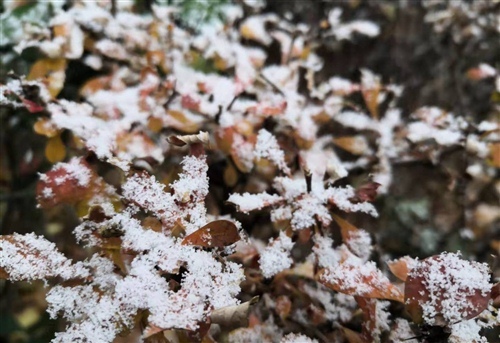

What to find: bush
left=0, top=1, right=499, bottom=342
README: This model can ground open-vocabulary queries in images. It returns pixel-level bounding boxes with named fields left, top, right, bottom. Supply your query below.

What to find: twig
left=258, top=73, right=284, bottom=96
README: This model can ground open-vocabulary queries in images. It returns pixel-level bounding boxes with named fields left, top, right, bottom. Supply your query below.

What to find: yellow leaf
left=45, top=135, right=66, bottom=163
left=27, top=58, right=67, bottom=98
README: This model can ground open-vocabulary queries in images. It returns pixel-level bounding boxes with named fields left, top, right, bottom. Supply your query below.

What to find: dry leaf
left=168, top=131, right=210, bottom=147
left=182, top=220, right=240, bottom=248
left=210, top=296, right=259, bottom=328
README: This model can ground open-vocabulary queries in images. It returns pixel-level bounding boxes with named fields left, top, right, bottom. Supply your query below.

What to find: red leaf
left=182, top=220, right=240, bottom=248
left=22, top=98, right=45, bottom=113
left=36, top=157, right=96, bottom=208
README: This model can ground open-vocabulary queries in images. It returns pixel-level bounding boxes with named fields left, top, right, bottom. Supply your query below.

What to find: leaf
left=318, top=263, right=404, bottom=302
left=275, top=295, right=292, bottom=320
left=342, top=327, right=369, bottom=343
left=180, top=94, right=201, bottom=112
left=210, top=296, right=259, bottom=328
left=36, top=157, right=97, bottom=208
left=168, top=131, right=210, bottom=147
left=489, top=143, right=500, bottom=168
left=79, top=76, right=111, bottom=97
left=166, top=110, right=201, bottom=133
left=27, top=58, right=67, bottom=98
left=387, top=256, right=417, bottom=282
left=404, top=253, right=491, bottom=325
left=22, top=98, right=45, bottom=113
left=45, top=134, right=66, bottom=163
left=15, top=307, right=41, bottom=329
left=333, top=136, right=369, bottom=155
left=353, top=181, right=380, bottom=203
left=182, top=220, right=240, bottom=248
left=360, top=70, right=381, bottom=120
left=332, top=214, right=359, bottom=242
left=34, top=117, right=59, bottom=137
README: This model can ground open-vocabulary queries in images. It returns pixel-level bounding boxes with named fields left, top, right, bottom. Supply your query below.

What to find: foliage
left=0, top=0, right=499, bottom=342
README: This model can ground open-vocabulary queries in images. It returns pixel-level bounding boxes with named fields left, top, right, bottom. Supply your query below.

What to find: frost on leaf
left=0, top=233, right=89, bottom=281
left=404, top=252, right=492, bottom=325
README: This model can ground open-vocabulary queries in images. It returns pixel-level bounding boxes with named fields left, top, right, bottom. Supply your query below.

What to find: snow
left=227, top=192, right=283, bottom=213
left=255, top=129, right=290, bottom=174
left=449, top=319, right=487, bottom=343
left=0, top=233, right=89, bottom=281
left=345, top=229, right=373, bottom=262
left=281, top=333, right=318, bottom=343
left=259, top=232, right=294, bottom=278
left=313, top=235, right=340, bottom=269
left=303, top=283, right=356, bottom=322
left=325, top=186, right=379, bottom=217
left=334, top=111, right=375, bottom=130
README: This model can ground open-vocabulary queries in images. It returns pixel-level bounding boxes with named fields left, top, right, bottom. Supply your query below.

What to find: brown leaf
left=387, top=256, right=417, bottom=282
left=166, top=110, right=201, bottom=133
left=332, top=214, right=359, bottom=243
left=275, top=295, right=292, bottom=320
left=489, top=143, right=500, bottom=168
left=333, top=136, right=369, bottom=156
left=318, top=264, right=404, bottom=302
left=404, top=254, right=491, bottom=325
left=79, top=76, right=111, bottom=97
left=342, top=327, right=369, bottom=343
left=182, top=220, right=240, bottom=248
left=168, top=131, right=210, bottom=147
left=353, top=181, right=380, bottom=203
left=210, top=296, right=259, bottom=328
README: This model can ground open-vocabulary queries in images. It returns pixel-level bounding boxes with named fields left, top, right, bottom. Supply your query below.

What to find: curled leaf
left=168, top=131, right=210, bottom=147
